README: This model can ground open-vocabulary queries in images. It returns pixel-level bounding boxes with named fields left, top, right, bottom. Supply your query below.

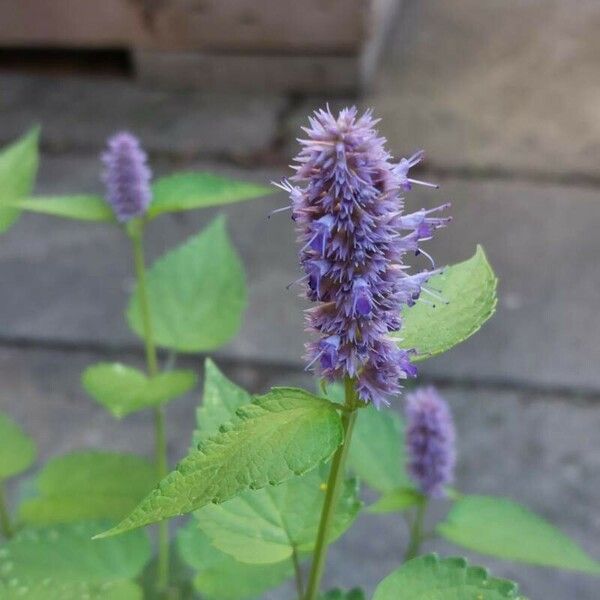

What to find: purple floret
left=280, top=106, right=449, bottom=406
left=405, top=386, right=456, bottom=497
left=101, top=132, right=152, bottom=223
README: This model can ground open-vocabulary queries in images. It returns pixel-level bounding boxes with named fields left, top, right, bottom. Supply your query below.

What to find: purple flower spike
left=101, top=132, right=152, bottom=223
left=405, top=386, right=456, bottom=498
left=281, top=106, right=449, bottom=406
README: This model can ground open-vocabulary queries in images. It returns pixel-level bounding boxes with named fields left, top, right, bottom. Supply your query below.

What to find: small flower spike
left=101, top=132, right=152, bottom=223
left=280, top=106, right=449, bottom=406
left=405, top=386, right=456, bottom=497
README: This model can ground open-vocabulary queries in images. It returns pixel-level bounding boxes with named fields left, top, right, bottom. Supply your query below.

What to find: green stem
left=0, top=481, right=13, bottom=539
left=404, top=499, right=428, bottom=561
left=130, top=225, right=170, bottom=593
left=292, top=546, right=304, bottom=599
left=304, top=377, right=359, bottom=600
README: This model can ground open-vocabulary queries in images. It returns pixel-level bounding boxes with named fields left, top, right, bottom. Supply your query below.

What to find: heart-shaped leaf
left=82, top=362, right=197, bottom=418
left=0, top=127, right=39, bottom=233
left=367, top=488, right=424, bottom=514
left=96, top=388, right=343, bottom=538
left=149, top=172, right=272, bottom=219
left=196, top=466, right=360, bottom=564
left=1, top=579, right=142, bottom=600
left=438, top=495, right=600, bottom=574
left=177, top=521, right=292, bottom=600
left=347, top=400, right=411, bottom=493
left=19, top=452, right=156, bottom=525
left=396, top=246, right=497, bottom=361
left=0, top=521, right=150, bottom=592
left=127, top=216, right=246, bottom=352
left=193, top=359, right=252, bottom=447
left=0, top=412, right=36, bottom=480
left=194, top=361, right=360, bottom=564
left=373, top=554, right=523, bottom=600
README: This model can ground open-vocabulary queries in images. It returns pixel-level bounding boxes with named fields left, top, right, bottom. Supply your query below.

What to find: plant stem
left=304, top=377, right=359, bottom=600
left=0, top=481, right=13, bottom=539
left=292, top=546, right=304, bottom=599
left=404, top=499, right=428, bottom=561
left=130, top=226, right=170, bottom=593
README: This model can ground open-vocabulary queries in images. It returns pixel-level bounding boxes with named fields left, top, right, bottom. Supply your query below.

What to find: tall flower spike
left=405, top=386, right=456, bottom=497
left=282, top=106, right=449, bottom=406
left=101, top=132, right=152, bottom=223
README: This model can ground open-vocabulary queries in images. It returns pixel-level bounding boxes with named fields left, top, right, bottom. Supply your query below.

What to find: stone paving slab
left=1, top=153, right=600, bottom=392
left=286, top=1, right=600, bottom=181
left=0, top=73, right=285, bottom=160
left=1, top=347, right=598, bottom=599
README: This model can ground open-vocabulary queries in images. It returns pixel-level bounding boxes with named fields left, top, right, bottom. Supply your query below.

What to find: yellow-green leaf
left=396, top=246, right=497, bottom=361
left=82, top=362, right=197, bottom=418
left=149, top=172, right=272, bottom=218
left=96, top=388, right=343, bottom=538
left=0, top=127, right=40, bottom=233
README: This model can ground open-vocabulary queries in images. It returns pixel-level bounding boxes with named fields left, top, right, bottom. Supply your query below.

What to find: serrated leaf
left=0, top=521, right=150, bottom=586
left=438, top=495, right=600, bottom=575
left=347, top=400, right=411, bottom=493
left=368, top=488, right=424, bottom=514
left=177, top=521, right=292, bottom=600
left=321, top=589, right=366, bottom=600
left=194, top=359, right=252, bottom=447
left=149, top=172, right=272, bottom=218
left=0, top=127, right=39, bottom=233
left=97, top=388, right=343, bottom=538
left=0, top=412, right=36, bottom=480
left=19, top=451, right=156, bottom=525
left=373, top=554, right=522, bottom=600
left=2, top=579, right=142, bottom=600
left=13, top=194, right=115, bottom=222
left=194, top=362, right=359, bottom=563
left=82, top=362, right=197, bottom=418
left=127, top=216, right=246, bottom=352
left=396, top=246, right=497, bottom=361
left=196, top=465, right=361, bottom=564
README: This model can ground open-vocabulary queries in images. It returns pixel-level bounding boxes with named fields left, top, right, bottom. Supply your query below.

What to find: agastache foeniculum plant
left=279, top=107, right=450, bottom=407
left=101, top=131, right=153, bottom=223
left=0, top=112, right=597, bottom=600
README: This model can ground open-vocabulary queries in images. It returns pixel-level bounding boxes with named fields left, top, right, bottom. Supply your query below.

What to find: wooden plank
left=0, top=0, right=367, bottom=51
left=0, top=0, right=144, bottom=47
left=133, top=50, right=361, bottom=93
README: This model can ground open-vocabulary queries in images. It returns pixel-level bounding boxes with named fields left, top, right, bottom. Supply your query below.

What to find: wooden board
left=0, top=0, right=367, bottom=52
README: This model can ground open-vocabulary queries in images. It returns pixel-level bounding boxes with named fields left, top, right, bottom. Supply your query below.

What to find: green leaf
left=321, top=589, right=366, bottom=600
left=0, top=127, right=39, bottom=233
left=177, top=521, right=292, bottom=600
left=127, top=216, right=246, bottom=352
left=194, top=359, right=252, bottom=447
left=13, top=195, right=115, bottom=222
left=196, top=465, right=361, bottom=564
left=19, top=451, right=156, bottom=525
left=372, top=554, right=523, bottom=600
left=194, top=362, right=359, bottom=563
left=437, top=495, right=600, bottom=575
left=368, top=488, right=424, bottom=514
left=96, top=388, right=343, bottom=538
left=1, top=579, right=142, bottom=600
left=396, top=246, right=497, bottom=361
left=82, top=362, right=197, bottom=418
left=149, top=172, right=272, bottom=218
left=0, top=521, right=150, bottom=588
left=348, top=401, right=411, bottom=493
left=0, top=412, right=36, bottom=480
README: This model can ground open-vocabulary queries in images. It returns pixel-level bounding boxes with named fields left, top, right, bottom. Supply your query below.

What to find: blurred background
left=0, top=1, right=599, bottom=598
